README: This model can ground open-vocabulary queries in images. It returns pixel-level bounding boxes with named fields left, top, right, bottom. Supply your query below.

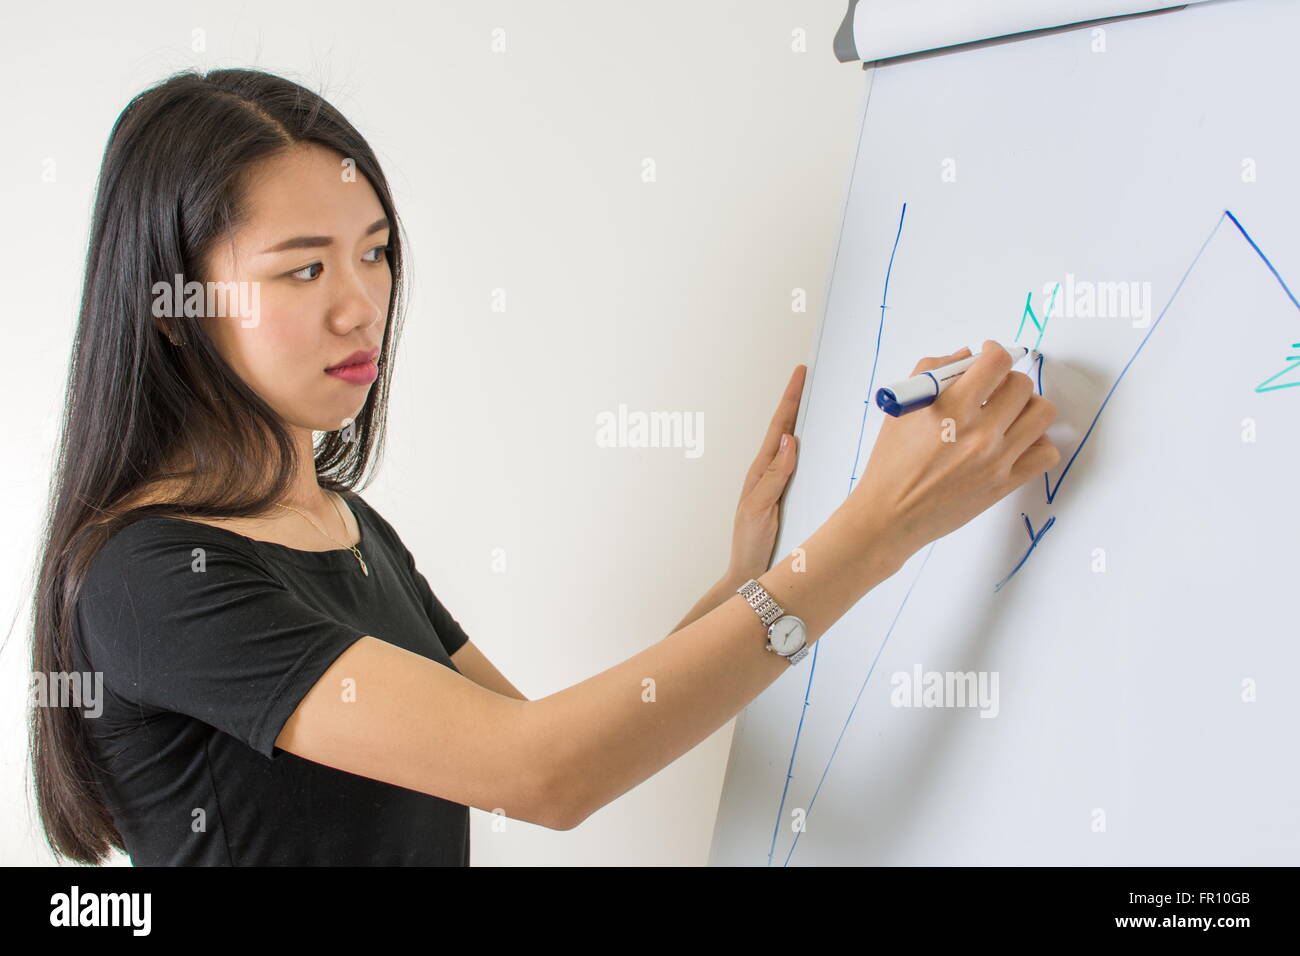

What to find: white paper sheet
left=712, top=0, right=1299, bottom=866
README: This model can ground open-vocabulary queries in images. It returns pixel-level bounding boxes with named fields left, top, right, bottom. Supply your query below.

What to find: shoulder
left=341, top=493, right=422, bottom=575
left=343, top=492, right=402, bottom=546
left=81, top=515, right=278, bottom=600
left=73, top=516, right=287, bottom=679
left=95, top=512, right=265, bottom=558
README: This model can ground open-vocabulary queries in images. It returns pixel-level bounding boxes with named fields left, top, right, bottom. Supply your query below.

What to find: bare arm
left=448, top=573, right=745, bottom=697
left=538, top=341, right=1058, bottom=828
left=275, top=342, right=1057, bottom=832
left=274, top=505, right=900, bottom=831
left=668, top=572, right=751, bottom=634
left=451, top=640, right=529, bottom=700
left=276, top=637, right=557, bottom=824
left=533, top=505, right=903, bottom=828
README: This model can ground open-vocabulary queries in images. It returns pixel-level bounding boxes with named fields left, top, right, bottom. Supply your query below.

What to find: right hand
left=849, top=340, right=1060, bottom=562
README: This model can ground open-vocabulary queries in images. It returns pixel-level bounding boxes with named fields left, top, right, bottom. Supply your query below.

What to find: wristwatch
left=737, top=578, right=809, bottom=666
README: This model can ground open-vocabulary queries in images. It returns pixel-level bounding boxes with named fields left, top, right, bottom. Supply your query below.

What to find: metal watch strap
left=738, top=578, right=783, bottom=627
left=737, top=579, right=809, bottom=668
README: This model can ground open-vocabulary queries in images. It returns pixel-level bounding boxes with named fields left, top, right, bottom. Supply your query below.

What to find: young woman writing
left=29, top=68, right=1058, bottom=866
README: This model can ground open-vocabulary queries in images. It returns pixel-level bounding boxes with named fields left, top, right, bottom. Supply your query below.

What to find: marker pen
left=875, top=344, right=1039, bottom=417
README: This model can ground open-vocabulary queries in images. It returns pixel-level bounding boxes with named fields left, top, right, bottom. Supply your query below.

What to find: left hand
left=726, top=364, right=807, bottom=583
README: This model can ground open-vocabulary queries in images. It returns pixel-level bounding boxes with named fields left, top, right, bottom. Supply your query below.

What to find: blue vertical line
left=755, top=74, right=876, bottom=866
left=765, top=200, right=908, bottom=867
left=764, top=621, right=821, bottom=867
left=782, top=541, right=937, bottom=867
left=848, top=201, right=908, bottom=494
left=795, top=71, right=884, bottom=496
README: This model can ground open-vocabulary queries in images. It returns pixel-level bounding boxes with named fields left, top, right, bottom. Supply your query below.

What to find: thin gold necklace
left=272, top=491, right=369, bottom=576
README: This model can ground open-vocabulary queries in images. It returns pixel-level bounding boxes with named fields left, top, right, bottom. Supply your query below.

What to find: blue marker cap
left=876, top=372, right=941, bottom=416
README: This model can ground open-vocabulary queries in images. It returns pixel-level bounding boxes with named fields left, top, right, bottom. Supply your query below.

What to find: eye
left=290, top=262, right=323, bottom=281
left=288, top=245, right=389, bottom=281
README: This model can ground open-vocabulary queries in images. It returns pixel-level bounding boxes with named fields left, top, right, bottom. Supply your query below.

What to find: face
left=198, top=143, right=392, bottom=433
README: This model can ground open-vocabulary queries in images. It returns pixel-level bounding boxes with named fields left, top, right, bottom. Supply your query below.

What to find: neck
left=137, top=427, right=349, bottom=529
left=280, top=426, right=337, bottom=512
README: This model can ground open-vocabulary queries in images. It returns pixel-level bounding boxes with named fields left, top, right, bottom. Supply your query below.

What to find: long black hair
left=29, top=68, right=408, bottom=864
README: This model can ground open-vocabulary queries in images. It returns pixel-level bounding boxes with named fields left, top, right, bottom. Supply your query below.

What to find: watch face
left=768, top=616, right=806, bottom=655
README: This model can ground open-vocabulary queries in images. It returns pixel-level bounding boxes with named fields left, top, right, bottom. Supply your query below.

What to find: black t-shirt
left=71, top=492, right=472, bottom=866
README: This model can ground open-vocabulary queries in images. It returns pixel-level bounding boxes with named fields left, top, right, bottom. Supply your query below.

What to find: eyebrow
left=259, top=217, right=391, bottom=255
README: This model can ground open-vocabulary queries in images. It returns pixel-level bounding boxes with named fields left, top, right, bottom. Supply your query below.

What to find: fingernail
left=780, top=434, right=789, bottom=453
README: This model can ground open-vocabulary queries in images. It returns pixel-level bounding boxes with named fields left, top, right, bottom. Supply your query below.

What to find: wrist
left=721, top=566, right=761, bottom=594
left=816, top=505, right=912, bottom=588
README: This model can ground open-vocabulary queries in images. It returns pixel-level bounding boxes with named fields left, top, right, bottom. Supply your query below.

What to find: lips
left=325, top=346, right=380, bottom=371
left=326, top=362, right=378, bottom=386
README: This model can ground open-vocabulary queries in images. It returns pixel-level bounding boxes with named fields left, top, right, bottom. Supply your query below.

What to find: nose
left=328, top=260, right=387, bottom=334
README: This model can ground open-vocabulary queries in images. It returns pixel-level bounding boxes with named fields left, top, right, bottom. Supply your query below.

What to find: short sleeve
left=406, top=558, right=471, bottom=657
left=75, top=519, right=366, bottom=760
left=350, top=495, right=471, bottom=658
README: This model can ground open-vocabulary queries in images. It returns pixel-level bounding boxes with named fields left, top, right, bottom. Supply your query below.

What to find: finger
left=980, top=370, right=1035, bottom=435
left=945, top=339, right=1014, bottom=412
left=910, top=346, right=971, bottom=376
left=1007, top=431, right=1061, bottom=487
left=743, top=366, right=806, bottom=496
left=746, top=433, right=797, bottom=511
left=1004, top=396, right=1058, bottom=462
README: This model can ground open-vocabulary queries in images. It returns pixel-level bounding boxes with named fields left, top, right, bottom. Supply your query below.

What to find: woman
left=30, top=68, right=1058, bottom=866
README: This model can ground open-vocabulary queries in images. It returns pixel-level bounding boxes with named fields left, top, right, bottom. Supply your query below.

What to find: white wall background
left=0, top=0, right=863, bottom=865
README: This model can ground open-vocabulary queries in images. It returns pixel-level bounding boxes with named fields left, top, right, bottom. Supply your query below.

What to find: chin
left=320, top=408, right=366, bottom=434
left=290, top=402, right=367, bottom=435
left=297, top=386, right=370, bottom=432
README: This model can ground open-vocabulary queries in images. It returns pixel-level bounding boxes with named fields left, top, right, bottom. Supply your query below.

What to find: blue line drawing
left=1038, top=209, right=1299, bottom=507
left=768, top=203, right=1298, bottom=866
left=993, top=513, right=1057, bottom=593
left=766, top=201, right=908, bottom=867
left=781, top=541, right=937, bottom=866
left=995, top=209, right=1300, bottom=590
